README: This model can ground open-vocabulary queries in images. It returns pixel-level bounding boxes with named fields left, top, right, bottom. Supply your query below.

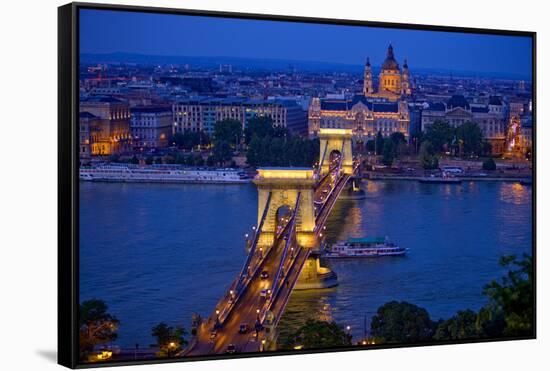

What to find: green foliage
left=381, top=139, right=396, bottom=166
left=372, top=255, right=533, bottom=345
left=145, top=156, right=154, bottom=165
left=389, top=132, right=406, bottom=146
left=434, top=310, right=479, bottom=341
left=244, top=116, right=275, bottom=144
left=206, top=155, right=215, bottom=167
left=246, top=135, right=319, bottom=168
left=482, top=158, right=497, bottom=171
left=482, top=254, right=533, bottom=337
left=370, top=301, right=436, bottom=343
left=130, top=155, right=139, bottom=165
left=375, top=131, right=384, bottom=155
left=365, top=140, right=375, bottom=153
left=281, top=319, right=352, bottom=350
left=456, top=121, right=483, bottom=156
left=79, top=299, right=119, bottom=358
left=194, top=155, right=205, bottom=167
left=170, top=131, right=210, bottom=150
left=424, top=120, right=453, bottom=152
left=214, top=119, right=242, bottom=147
left=212, top=140, right=233, bottom=166
left=419, top=141, right=439, bottom=170
left=151, top=322, right=188, bottom=358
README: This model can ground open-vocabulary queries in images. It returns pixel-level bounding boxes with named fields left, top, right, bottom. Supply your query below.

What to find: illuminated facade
left=309, top=44, right=411, bottom=140
left=363, top=44, right=412, bottom=100
left=130, top=106, right=172, bottom=148
left=80, top=97, right=132, bottom=155
left=173, top=98, right=307, bottom=135
left=422, top=95, right=507, bottom=155
left=254, top=168, right=317, bottom=248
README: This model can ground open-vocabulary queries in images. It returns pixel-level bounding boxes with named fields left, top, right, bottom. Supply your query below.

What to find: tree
left=482, top=158, right=497, bottom=171
left=456, top=121, right=483, bottom=156
left=381, top=139, right=396, bottom=166
left=214, top=119, right=242, bottom=147
left=151, top=322, right=188, bottom=358
left=281, top=319, right=352, bottom=350
left=375, top=131, right=385, bottom=155
left=194, top=155, right=205, bottom=167
left=370, top=301, right=436, bottom=343
left=482, top=254, right=533, bottom=337
left=434, top=310, right=479, bottom=341
left=79, top=299, right=119, bottom=359
left=389, top=132, right=406, bottom=146
left=130, top=155, right=139, bottom=165
left=206, top=155, right=215, bottom=167
left=365, top=140, right=375, bottom=153
left=244, top=116, right=274, bottom=144
left=212, top=140, right=233, bottom=166
left=424, top=120, right=453, bottom=153
left=419, top=141, right=439, bottom=170
left=145, top=156, right=154, bottom=165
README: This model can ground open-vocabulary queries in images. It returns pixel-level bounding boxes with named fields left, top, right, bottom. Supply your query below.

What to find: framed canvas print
left=58, top=2, right=536, bottom=368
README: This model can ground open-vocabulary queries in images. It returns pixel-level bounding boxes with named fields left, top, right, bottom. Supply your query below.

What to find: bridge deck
left=186, top=155, right=359, bottom=356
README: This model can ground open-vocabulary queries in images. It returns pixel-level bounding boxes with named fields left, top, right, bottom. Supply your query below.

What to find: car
left=260, top=270, right=269, bottom=279
left=209, top=331, right=217, bottom=341
left=226, top=344, right=236, bottom=354
left=260, top=289, right=272, bottom=298
left=239, top=323, right=249, bottom=334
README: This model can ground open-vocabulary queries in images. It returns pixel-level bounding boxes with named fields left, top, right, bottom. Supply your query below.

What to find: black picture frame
left=58, top=2, right=537, bottom=368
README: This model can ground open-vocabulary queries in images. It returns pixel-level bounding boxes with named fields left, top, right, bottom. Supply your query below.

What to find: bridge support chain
left=295, top=250, right=338, bottom=290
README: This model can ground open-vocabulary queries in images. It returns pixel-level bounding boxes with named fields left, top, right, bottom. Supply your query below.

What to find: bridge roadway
left=185, top=154, right=357, bottom=356
left=186, top=222, right=304, bottom=355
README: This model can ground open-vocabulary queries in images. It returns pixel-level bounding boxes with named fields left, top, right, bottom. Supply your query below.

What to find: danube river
left=80, top=180, right=532, bottom=347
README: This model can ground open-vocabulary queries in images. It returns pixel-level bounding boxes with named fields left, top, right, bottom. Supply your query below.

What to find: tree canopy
left=456, top=121, right=483, bottom=156
left=419, top=141, right=439, bottom=170
left=79, top=299, right=119, bottom=358
left=370, top=301, right=436, bottom=343
left=281, top=319, right=352, bottom=349
left=213, top=119, right=242, bottom=147
left=246, top=135, right=319, bottom=168
left=434, top=310, right=479, bottom=341
left=424, top=120, right=453, bottom=152
left=151, top=322, right=188, bottom=358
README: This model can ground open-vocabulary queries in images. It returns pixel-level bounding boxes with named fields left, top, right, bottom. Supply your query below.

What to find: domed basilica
left=308, top=44, right=412, bottom=140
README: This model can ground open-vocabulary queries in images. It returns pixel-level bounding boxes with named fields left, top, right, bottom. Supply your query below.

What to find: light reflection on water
left=80, top=180, right=532, bottom=347
left=278, top=180, right=532, bottom=341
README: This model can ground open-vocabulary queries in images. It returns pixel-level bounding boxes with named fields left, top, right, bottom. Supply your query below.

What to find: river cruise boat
left=324, top=237, right=408, bottom=258
left=79, top=164, right=251, bottom=184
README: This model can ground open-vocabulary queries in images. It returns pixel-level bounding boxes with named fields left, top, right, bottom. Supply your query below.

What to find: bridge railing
left=268, top=192, right=301, bottom=302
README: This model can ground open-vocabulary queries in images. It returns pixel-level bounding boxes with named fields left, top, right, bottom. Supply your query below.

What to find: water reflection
left=80, top=180, right=532, bottom=346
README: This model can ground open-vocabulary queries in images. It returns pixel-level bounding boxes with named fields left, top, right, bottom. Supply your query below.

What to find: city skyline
left=80, top=9, right=533, bottom=80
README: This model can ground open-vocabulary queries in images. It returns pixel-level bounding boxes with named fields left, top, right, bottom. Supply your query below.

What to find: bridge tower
left=318, top=128, right=354, bottom=175
left=254, top=168, right=318, bottom=249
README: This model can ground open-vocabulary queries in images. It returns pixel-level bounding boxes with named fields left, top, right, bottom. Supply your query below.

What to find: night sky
left=80, top=9, right=532, bottom=79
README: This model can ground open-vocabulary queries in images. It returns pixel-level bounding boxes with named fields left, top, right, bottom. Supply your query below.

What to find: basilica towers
left=363, top=44, right=412, bottom=100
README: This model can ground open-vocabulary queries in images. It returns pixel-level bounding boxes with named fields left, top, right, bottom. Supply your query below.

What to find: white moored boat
left=79, top=164, right=251, bottom=184
left=324, top=237, right=408, bottom=258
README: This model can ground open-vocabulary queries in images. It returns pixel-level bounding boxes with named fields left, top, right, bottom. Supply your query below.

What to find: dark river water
left=79, top=180, right=532, bottom=347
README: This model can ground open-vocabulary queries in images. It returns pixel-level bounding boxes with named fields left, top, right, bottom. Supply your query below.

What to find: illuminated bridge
left=184, top=128, right=359, bottom=356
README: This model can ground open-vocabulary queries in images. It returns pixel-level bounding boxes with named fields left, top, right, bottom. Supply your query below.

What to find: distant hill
left=80, top=52, right=531, bottom=80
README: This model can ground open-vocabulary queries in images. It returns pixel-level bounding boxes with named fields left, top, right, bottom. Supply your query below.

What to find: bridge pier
left=254, top=168, right=318, bottom=249
left=319, top=128, right=354, bottom=176
left=295, top=252, right=338, bottom=290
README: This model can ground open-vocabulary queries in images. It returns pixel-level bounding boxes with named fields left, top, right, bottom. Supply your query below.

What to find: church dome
left=381, top=44, right=400, bottom=71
